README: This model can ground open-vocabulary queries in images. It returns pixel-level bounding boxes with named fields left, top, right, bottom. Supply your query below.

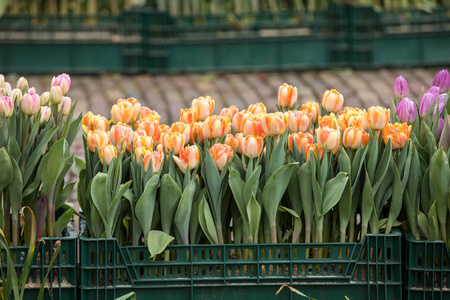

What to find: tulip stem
left=12, top=212, right=19, bottom=247
left=4, top=190, right=10, bottom=243
left=21, top=115, right=30, bottom=152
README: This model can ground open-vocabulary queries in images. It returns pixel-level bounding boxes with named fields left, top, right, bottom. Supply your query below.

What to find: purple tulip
left=426, top=86, right=440, bottom=99
left=439, top=117, right=445, bottom=137
left=394, top=76, right=408, bottom=99
left=396, top=97, right=417, bottom=124
left=433, top=69, right=450, bottom=93
left=419, top=93, right=435, bottom=117
left=436, top=93, right=448, bottom=117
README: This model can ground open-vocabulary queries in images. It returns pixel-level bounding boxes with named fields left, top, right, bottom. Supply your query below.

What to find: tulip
left=316, top=126, right=341, bottom=154
left=288, top=132, right=314, bottom=153
left=396, top=98, right=417, bottom=124
left=160, top=132, right=185, bottom=155
left=140, top=106, right=160, bottom=120
left=87, top=130, right=110, bottom=153
left=171, top=122, right=191, bottom=143
left=394, top=75, right=408, bottom=99
left=21, top=92, right=40, bottom=115
left=173, top=145, right=201, bottom=173
left=240, top=135, right=264, bottom=158
left=10, top=88, right=22, bottom=104
left=278, top=83, right=298, bottom=108
left=136, top=116, right=160, bottom=137
left=58, top=96, right=71, bottom=116
left=209, top=143, right=233, bottom=171
left=180, top=108, right=197, bottom=124
left=337, top=109, right=367, bottom=130
left=190, top=122, right=204, bottom=143
left=248, top=102, right=266, bottom=115
left=224, top=134, right=239, bottom=151
left=109, top=123, right=133, bottom=153
left=433, top=69, right=450, bottom=93
left=143, top=151, right=164, bottom=174
left=99, top=144, right=117, bottom=167
left=304, top=143, right=324, bottom=161
left=319, top=113, right=339, bottom=130
left=366, top=106, right=390, bottom=130
left=288, top=110, right=312, bottom=133
left=81, top=112, right=94, bottom=133
left=131, top=135, right=154, bottom=152
left=155, top=124, right=171, bottom=143
left=111, top=98, right=141, bottom=124
left=51, top=73, right=71, bottom=95
left=39, top=106, right=52, bottom=125
left=134, top=146, right=153, bottom=165
left=203, top=115, right=230, bottom=139
left=419, top=93, right=435, bottom=117
left=16, top=77, right=28, bottom=92
left=220, top=105, right=239, bottom=120
left=241, top=115, right=264, bottom=137
left=261, top=112, right=288, bottom=136
left=382, top=123, right=411, bottom=149
left=426, top=86, right=440, bottom=99
left=0, top=82, right=11, bottom=96
left=0, top=96, right=14, bottom=118
left=343, top=126, right=369, bottom=150
left=235, top=133, right=244, bottom=154
left=439, top=117, right=444, bottom=137
left=435, top=93, right=448, bottom=118
left=81, top=112, right=109, bottom=134
left=28, top=87, right=36, bottom=93
left=231, top=110, right=251, bottom=133
left=0, top=74, right=4, bottom=87
left=191, top=96, right=214, bottom=121
left=300, top=101, right=319, bottom=123
left=50, top=86, right=63, bottom=105
left=39, top=91, right=49, bottom=106
left=322, top=89, right=344, bottom=114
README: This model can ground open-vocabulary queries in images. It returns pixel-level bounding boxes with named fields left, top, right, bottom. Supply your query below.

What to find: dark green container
left=1, top=230, right=77, bottom=300
left=402, top=233, right=450, bottom=300
left=80, top=231, right=402, bottom=300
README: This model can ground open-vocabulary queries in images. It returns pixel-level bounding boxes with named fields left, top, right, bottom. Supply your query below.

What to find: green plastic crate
left=403, top=233, right=450, bottom=300
left=80, top=231, right=402, bottom=300
left=1, top=230, right=77, bottom=300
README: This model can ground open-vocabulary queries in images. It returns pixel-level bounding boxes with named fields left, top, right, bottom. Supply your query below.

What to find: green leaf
left=321, top=173, right=348, bottom=216
left=160, top=174, right=182, bottom=234
left=0, top=147, right=13, bottom=192
left=24, top=126, right=59, bottom=178
left=385, top=163, right=403, bottom=234
left=269, top=133, right=287, bottom=176
left=361, top=173, right=375, bottom=235
left=418, top=211, right=431, bottom=240
left=7, top=154, right=23, bottom=216
left=202, top=150, right=222, bottom=217
left=373, top=139, right=392, bottom=194
left=298, top=162, right=313, bottom=229
left=278, top=205, right=300, bottom=219
left=173, top=179, right=196, bottom=245
left=74, top=156, right=86, bottom=177
left=90, top=173, right=109, bottom=234
left=429, top=148, right=450, bottom=228
left=114, top=292, right=137, bottom=300
left=247, top=194, right=261, bottom=242
left=55, top=182, right=76, bottom=210
left=366, top=133, right=379, bottom=183
left=53, top=208, right=74, bottom=237
left=135, top=174, right=160, bottom=238
left=41, top=139, right=65, bottom=197
left=229, top=167, right=248, bottom=224
left=198, top=197, right=219, bottom=244
left=66, top=114, right=82, bottom=146
left=146, top=230, right=174, bottom=258
left=243, top=166, right=262, bottom=207
left=7, top=136, right=21, bottom=163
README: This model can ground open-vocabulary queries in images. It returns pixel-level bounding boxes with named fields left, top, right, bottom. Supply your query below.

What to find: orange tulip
left=288, top=132, right=313, bottom=153
left=316, top=126, right=341, bottom=154
left=203, top=115, right=231, bottom=139
left=171, top=122, right=191, bottom=144
left=136, top=116, right=160, bottom=137
left=134, top=146, right=153, bottom=165
left=180, top=108, right=197, bottom=124
left=261, top=112, right=288, bottom=136
left=155, top=124, right=171, bottom=143
left=240, top=135, right=264, bottom=158
left=220, top=105, right=239, bottom=120
left=278, top=83, right=298, bottom=108
left=192, top=96, right=214, bottom=121
left=366, top=106, right=390, bottom=130
left=304, top=143, right=324, bottom=161
left=224, top=134, right=239, bottom=151
left=340, top=106, right=361, bottom=115
left=235, top=132, right=244, bottom=154
left=322, top=89, right=344, bottom=114
left=160, top=132, right=185, bottom=155
left=231, top=110, right=251, bottom=133
left=99, top=144, right=117, bottom=166
left=190, top=122, right=204, bottom=143
left=173, top=145, right=201, bottom=173
left=300, top=102, right=320, bottom=123
left=241, top=115, right=264, bottom=137
left=318, top=113, right=339, bottom=130
left=87, top=130, right=109, bottom=153
left=109, top=123, right=133, bottom=153
left=338, top=108, right=367, bottom=130
left=82, top=111, right=109, bottom=134
left=248, top=102, right=266, bottom=115
left=143, top=151, right=165, bottom=174
left=382, top=123, right=411, bottom=149
left=342, top=126, right=369, bottom=150
left=209, top=143, right=234, bottom=171
left=111, top=98, right=141, bottom=124
left=288, top=110, right=312, bottom=133
left=140, top=106, right=160, bottom=120
left=132, top=135, right=154, bottom=152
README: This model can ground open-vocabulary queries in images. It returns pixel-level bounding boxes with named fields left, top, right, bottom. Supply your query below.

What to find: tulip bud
left=16, top=77, right=29, bottom=92
left=191, top=96, right=214, bottom=121
left=278, top=83, right=298, bottom=108
left=39, top=106, right=52, bottom=125
left=10, top=88, right=22, bottom=105
left=190, top=122, right=204, bottom=143
left=109, top=123, right=133, bottom=153
left=180, top=108, right=197, bottom=124
left=319, top=113, right=339, bottom=130
left=171, top=122, right=191, bottom=143
left=111, top=98, right=141, bottom=124
left=87, top=130, right=109, bottom=153
left=155, top=124, right=171, bottom=143
left=304, top=143, right=324, bottom=161
left=394, top=75, right=408, bottom=99
left=396, top=98, right=417, bottom=124
left=81, top=112, right=109, bottom=134
left=51, top=73, right=71, bottom=95
left=38, top=91, right=49, bottom=106
left=160, top=132, right=185, bottom=155
left=382, top=123, right=411, bottom=149
left=366, top=106, right=390, bottom=130
left=136, top=116, right=160, bottom=137
left=419, top=93, right=434, bottom=117
left=231, top=110, right=251, bottom=133
left=132, top=135, right=154, bottom=152
left=439, top=117, right=444, bottom=137
left=337, top=108, right=367, bottom=130
left=241, top=115, right=264, bottom=137
left=300, top=102, right=320, bottom=123
left=99, top=144, right=117, bottom=167
left=288, top=132, right=313, bottom=153
left=288, top=110, right=312, bottom=133
left=316, top=126, right=341, bottom=154
left=0, top=75, right=4, bottom=87
left=203, top=115, right=231, bottom=139
left=224, top=134, right=239, bottom=151
left=248, top=102, right=266, bottom=115
left=58, top=96, right=71, bottom=116
left=261, top=112, right=288, bottom=136
left=343, top=126, right=369, bottom=150
left=426, top=86, right=440, bottom=99
left=209, top=143, right=233, bottom=171
left=433, top=69, right=450, bottom=93
left=21, top=92, right=40, bottom=115
left=322, top=89, right=344, bottom=114
left=240, top=135, right=264, bottom=158
left=1, top=82, right=11, bottom=96
left=50, top=86, right=63, bottom=105
left=0, top=96, right=14, bottom=118
left=173, top=145, right=200, bottom=173
left=220, top=105, right=239, bottom=120
left=143, top=151, right=164, bottom=174
left=139, top=106, right=160, bottom=120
